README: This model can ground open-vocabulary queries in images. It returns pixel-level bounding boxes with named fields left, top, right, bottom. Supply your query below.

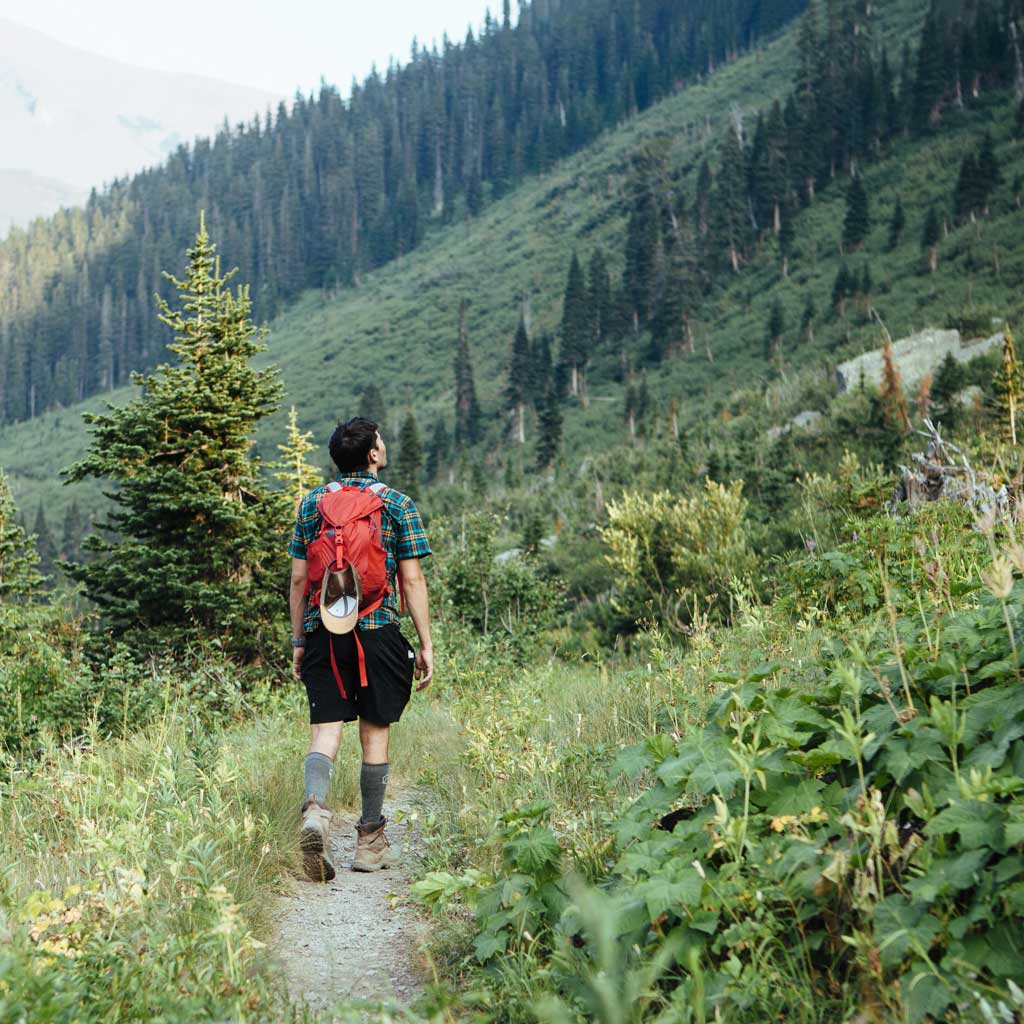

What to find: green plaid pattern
left=290, top=471, right=431, bottom=634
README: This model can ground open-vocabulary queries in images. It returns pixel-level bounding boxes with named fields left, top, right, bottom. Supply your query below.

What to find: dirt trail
left=272, top=810, right=428, bottom=1016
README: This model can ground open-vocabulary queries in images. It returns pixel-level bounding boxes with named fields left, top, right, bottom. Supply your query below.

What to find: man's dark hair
left=329, top=417, right=379, bottom=472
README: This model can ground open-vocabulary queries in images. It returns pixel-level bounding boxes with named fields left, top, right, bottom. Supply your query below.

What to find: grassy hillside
left=12, top=0, right=1024, bottom=529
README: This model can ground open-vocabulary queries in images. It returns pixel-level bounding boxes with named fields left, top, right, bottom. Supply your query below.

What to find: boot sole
left=303, top=852, right=336, bottom=883
left=300, top=826, right=335, bottom=882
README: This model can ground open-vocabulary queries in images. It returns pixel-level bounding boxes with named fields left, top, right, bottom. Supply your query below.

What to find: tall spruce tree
left=393, top=411, right=424, bottom=499
left=842, top=175, right=871, bottom=250
left=711, top=126, right=749, bottom=273
left=931, top=352, right=964, bottom=429
left=454, top=300, right=482, bottom=445
left=61, top=500, right=85, bottom=564
left=888, top=196, right=906, bottom=248
left=359, top=383, right=388, bottom=428
left=423, top=418, right=451, bottom=483
left=560, top=252, right=590, bottom=398
left=32, top=502, right=57, bottom=582
left=505, top=314, right=532, bottom=444
left=535, top=382, right=562, bottom=471
left=0, top=469, right=42, bottom=600
left=66, top=217, right=283, bottom=638
left=994, top=327, right=1024, bottom=445
left=801, top=293, right=817, bottom=344
left=766, top=299, right=786, bottom=359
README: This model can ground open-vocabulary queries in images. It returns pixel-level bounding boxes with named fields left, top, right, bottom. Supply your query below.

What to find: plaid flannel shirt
left=289, top=471, right=431, bottom=634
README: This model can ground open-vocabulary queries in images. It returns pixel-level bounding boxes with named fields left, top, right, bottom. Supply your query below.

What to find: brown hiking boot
left=300, top=798, right=336, bottom=883
left=352, top=816, right=398, bottom=872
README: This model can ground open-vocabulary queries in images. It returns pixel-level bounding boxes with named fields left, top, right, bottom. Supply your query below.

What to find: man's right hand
left=292, top=646, right=305, bottom=680
left=414, top=647, right=433, bottom=690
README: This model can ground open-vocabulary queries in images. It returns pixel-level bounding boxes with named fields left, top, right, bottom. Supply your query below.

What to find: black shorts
left=300, top=624, right=416, bottom=725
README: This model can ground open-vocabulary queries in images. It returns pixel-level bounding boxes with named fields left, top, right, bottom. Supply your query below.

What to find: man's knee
left=310, top=721, right=345, bottom=759
left=358, top=718, right=390, bottom=763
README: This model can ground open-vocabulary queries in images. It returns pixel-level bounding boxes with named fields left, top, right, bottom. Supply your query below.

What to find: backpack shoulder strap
left=367, top=481, right=387, bottom=495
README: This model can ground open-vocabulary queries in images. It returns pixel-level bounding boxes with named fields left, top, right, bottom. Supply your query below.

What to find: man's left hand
left=414, top=647, right=433, bottom=690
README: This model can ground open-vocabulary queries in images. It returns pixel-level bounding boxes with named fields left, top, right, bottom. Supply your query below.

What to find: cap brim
left=320, top=566, right=362, bottom=634
left=321, top=592, right=359, bottom=634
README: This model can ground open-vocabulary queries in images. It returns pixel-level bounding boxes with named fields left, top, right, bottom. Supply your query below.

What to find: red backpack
left=306, top=481, right=391, bottom=696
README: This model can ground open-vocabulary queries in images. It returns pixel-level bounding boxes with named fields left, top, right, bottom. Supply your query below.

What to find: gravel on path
left=272, top=811, right=428, bottom=1016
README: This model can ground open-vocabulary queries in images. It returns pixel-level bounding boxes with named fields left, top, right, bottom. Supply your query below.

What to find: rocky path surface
left=272, top=811, right=428, bottom=1017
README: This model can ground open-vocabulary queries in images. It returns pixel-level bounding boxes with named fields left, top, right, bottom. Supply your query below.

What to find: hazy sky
left=1, top=0, right=496, bottom=96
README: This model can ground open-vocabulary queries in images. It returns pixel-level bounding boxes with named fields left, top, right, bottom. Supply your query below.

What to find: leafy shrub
left=0, top=602, right=269, bottom=754
left=601, top=479, right=758, bottom=632
left=431, top=511, right=564, bottom=657
left=432, top=569, right=1024, bottom=1021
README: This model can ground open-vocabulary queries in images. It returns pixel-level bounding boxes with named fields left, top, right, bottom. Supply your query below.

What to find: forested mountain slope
left=0, top=0, right=804, bottom=424
left=7, top=0, right=1024, bottom=538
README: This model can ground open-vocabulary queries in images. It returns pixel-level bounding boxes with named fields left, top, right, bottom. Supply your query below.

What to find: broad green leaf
left=906, top=849, right=989, bottom=901
left=636, top=870, right=704, bottom=918
left=926, top=800, right=1006, bottom=850
left=473, top=931, right=508, bottom=962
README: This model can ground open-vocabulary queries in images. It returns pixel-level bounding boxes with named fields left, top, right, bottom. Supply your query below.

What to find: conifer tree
left=879, top=333, right=911, bottom=434
left=832, top=264, right=853, bottom=319
left=423, top=418, right=451, bottom=484
left=994, top=326, right=1024, bottom=445
left=711, top=127, right=749, bottom=273
left=65, top=217, right=283, bottom=637
left=921, top=205, right=942, bottom=273
left=393, top=411, right=424, bottom=498
left=275, top=406, right=322, bottom=512
left=842, top=175, right=871, bottom=250
left=0, top=469, right=42, bottom=600
left=766, top=299, right=786, bottom=360
left=505, top=314, right=532, bottom=443
left=931, top=352, right=965, bottom=429
left=801, top=293, right=817, bottom=344
left=888, top=196, right=906, bottom=249
left=454, top=300, right=482, bottom=445
left=359, top=383, right=388, bottom=428
left=559, top=252, right=590, bottom=398
left=587, top=248, right=613, bottom=348
left=61, top=501, right=84, bottom=565
left=32, top=502, right=57, bottom=582
left=535, top=383, right=562, bottom=471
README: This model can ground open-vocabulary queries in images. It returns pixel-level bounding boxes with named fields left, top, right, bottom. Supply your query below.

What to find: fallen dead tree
left=893, top=419, right=1009, bottom=520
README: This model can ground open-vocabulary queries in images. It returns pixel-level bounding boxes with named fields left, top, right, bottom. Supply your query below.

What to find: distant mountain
left=0, top=17, right=281, bottom=233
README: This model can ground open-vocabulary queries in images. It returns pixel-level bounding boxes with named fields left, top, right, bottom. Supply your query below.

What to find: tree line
left=0, top=0, right=804, bottom=426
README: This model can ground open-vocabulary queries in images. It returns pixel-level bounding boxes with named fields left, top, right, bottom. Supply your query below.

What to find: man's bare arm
left=399, top=557, right=433, bottom=689
left=289, top=557, right=308, bottom=679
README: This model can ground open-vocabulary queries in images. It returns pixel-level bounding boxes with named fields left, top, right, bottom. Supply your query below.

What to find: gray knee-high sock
left=304, top=752, right=333, bottom=806
left=359, top=762, right=389, bottom=826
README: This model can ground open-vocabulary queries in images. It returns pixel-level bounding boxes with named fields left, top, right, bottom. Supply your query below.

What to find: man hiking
left=288, top=416, right=433, bottom=881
